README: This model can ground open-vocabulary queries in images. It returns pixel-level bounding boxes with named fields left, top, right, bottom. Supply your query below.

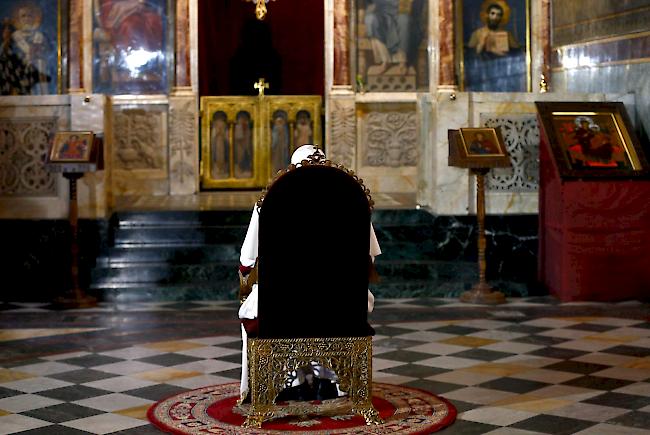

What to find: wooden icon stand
left=55, top=172, right=97, bottom=308
left=460, top=168, right=506, bottom=304
left=448, top=128, right=511, bottom=305
left=46, top=132, right=103, bottom=309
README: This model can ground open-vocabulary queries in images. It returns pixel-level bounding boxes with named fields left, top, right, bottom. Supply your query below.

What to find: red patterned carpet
left=148, top=382, right=457, bottom=434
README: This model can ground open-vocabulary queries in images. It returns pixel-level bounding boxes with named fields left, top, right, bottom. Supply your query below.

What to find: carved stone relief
left=481, top=115, right=540, bottom=192
left=0, top=117, right=57, bottom=197
left=362, top=109, right=417, bottom=167
left=169, top=97, right=196, bottom=194
left=328, top=98, right=356, bottom=168
left=113, top=108, right=166, bottom=171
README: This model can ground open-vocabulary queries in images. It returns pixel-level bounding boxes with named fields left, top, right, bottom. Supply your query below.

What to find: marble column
left=175, top=0, right=191, bottom=90
left=68, top=0, right=84, bottom=92
left=438, top=0, right=456, bottom=89
left=170, top=0, right=198, bottom=195
left=540, top=0, right=552, bottom=90
left=333, top=0, right=351, bottom=86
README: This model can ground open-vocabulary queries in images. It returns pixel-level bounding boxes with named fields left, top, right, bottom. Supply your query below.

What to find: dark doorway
left=198, top=0, right=325, bottom=97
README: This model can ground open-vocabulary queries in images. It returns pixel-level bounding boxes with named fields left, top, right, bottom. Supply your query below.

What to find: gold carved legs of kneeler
left=243, top=336, right=383, bottom=428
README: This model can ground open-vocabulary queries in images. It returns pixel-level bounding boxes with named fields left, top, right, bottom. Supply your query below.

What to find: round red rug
left=148, top=382, right=456, bottom=434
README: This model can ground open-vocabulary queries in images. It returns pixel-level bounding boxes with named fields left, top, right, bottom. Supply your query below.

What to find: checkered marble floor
left=1, top=298, right=649, bottom=434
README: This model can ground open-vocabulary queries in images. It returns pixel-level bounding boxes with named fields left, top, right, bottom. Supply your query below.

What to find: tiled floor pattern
left=0, top=298, right=649, bottom=434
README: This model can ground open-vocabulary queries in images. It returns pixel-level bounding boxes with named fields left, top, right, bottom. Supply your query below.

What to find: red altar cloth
left=539, top=134, right=650, bottom=301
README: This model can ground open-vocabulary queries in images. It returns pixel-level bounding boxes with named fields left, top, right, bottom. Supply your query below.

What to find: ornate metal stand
left=54, top=173, right=97, bottom=309
left=460, top=168, right=506, bottom=305
left=244, top=336, right=382, bottom=428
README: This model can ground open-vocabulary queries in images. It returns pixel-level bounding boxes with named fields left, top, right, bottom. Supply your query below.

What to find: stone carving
left=169, top=98, right=196, bottom=190
left=328, top=99, right=356, bottom=168
left=364, top=110, right=417, bottom=167
left=0, top=117, right=57, bottom=196
left=482, top=115, right=539, bottom=192
left=113, top=108, right=165, bottom=170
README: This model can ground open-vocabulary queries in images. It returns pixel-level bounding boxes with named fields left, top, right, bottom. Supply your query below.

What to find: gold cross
left=254, top=78, right=269, bottom=97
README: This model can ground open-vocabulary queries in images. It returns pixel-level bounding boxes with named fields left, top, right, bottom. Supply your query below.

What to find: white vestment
left=238, top=145, right=381, bottom=398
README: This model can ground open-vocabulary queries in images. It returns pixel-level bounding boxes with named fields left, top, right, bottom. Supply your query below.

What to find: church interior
left=1, top=0, right=650, bottom=433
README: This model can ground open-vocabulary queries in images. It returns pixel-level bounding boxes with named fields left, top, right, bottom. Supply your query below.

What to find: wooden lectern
left=449, top=128, right=511, bottom=304
left=45, top=131, right=103, bottom=308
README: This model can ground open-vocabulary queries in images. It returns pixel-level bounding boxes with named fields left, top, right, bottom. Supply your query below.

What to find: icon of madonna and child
left=554, top=115, right=631, bottom=170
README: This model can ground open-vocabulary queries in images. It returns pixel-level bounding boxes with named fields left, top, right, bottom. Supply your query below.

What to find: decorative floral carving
left=0, top=117, right=57, bottom=196
left=364, top=111, right=417, bottom=167
left=329, top=99, right=356, bottom=168
left=113, top=108, right=165, bottom=170
left=169, top=98, right=196, bottom=186
left=482, top=115, right=540, bottom=192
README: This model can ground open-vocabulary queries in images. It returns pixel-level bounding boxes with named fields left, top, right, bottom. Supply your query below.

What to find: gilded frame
left=455, top=0, right=531, bottom=92
left=449, top=127, right=511, bottom=168
left=49, top=131, right=94, bottom=163
left=200, top=95, right=322, bottom=190
left=536, top=101, right=650, bottom=179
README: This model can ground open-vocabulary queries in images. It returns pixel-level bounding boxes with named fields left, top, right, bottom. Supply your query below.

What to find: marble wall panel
left=111, top=103, right=169, bottom=196
left=169, top=96, right=198, bottom=195
left=327, top=96, right=356, bottom=168
left=358, top=104, right=418, bottom=167
left=0, top=96, right=70, bottom=218
left=356, top=102, right=419, bottom=193
left=70, top=94, right=109, bottom=218
left=0, top=117, right=58, bottom=197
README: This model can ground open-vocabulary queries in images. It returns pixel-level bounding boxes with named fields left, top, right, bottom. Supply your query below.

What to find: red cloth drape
left=198, top=0, right=324, bottom=97
left=539, top=126, right=650, bottom=301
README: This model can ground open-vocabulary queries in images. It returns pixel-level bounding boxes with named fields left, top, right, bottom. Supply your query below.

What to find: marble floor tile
left=460, top=406, right=536, bottom=426
left=573, top=423, right=650, bottom=434
left=61, top=413, right=149, bottom=434
left=142, top=340, right=205, bottom=352
left=0, top=394, right=63, bottom=413
left=443, top=386, right=517, bottom=405
left=613, top=382, right=650, bottom=397
left=593, top=366, right=650, bottom=381
left=439, top=336, right=498, bottom=348
left=98, top=347, right=167, bottom=360
left=165, top=374, right=238, bottom=389
left=132, top=368, right=202, bottom=383
left=0, top=377, right=72, bottom=393
left=82, top=375, right=158, bottom=393
left=14, top=362, right=81, bottom=376
left=1, top=297, right=650, bottom=434
left=169, top=359, right=240, bottom=374
left=0, top=368, right=34, bottom=383
left=545, top=401, right=630, bottom=422
left=73, top=393, right=153, bottom=412
left=0, top=413, right=51, bottom=434
left=427, top=369, right=501, bottom=386
left=572, top=352, right=639, bottom=367
left=417, top=356, right=482, bottom=369
left=175, top=345, right=241, bottom=359
left=92, top=361, right=164, bottom=376
left=404, top=342, right=469, bottom=355
left=462, top=362, right=531, bottom=376
left=510, top=368, right=583, bottom=384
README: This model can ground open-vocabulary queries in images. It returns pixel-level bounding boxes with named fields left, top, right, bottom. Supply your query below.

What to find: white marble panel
left=428, top=90, right=471, bottom=215
left=356, top=102, right=419, bottom=194
left=169, top=95, right=199, bottom=195
left=70, top=95, right=109, bottom=218
left=0, top=99, right=70, bottom=219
